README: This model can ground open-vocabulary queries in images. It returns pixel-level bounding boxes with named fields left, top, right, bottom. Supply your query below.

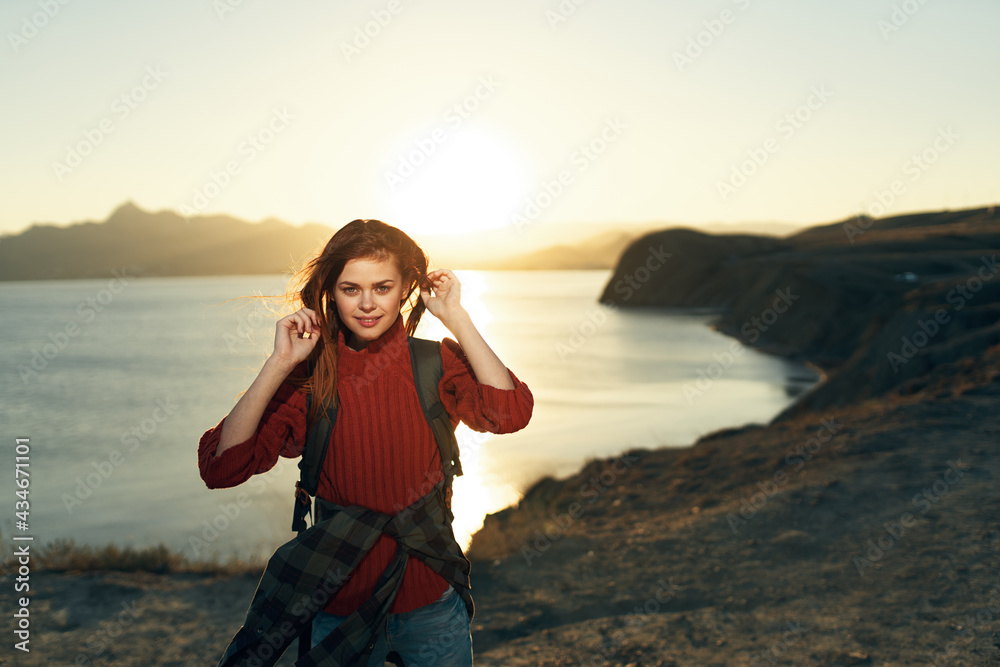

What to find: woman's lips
left=355, top=316, right=382, bottom=328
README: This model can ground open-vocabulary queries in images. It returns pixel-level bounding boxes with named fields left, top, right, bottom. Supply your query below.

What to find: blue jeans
left=311, top=586, right=473, bottom=666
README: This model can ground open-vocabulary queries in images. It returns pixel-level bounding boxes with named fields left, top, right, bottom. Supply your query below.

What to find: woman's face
left=333, top=256, right=406, bottom=350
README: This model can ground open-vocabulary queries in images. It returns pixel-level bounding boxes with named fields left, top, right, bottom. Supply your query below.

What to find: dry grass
left=0, top=527, right=266, bottom=576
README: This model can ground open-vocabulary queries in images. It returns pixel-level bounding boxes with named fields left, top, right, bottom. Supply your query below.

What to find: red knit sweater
left=197, top=314, right=533, bottom=615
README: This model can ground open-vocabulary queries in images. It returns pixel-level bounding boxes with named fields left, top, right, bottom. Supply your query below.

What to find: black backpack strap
left=294, top=390, right=338, bottom=663
left=292, top=337, right=462, bottom=533
left=407, top=337, right=463, bottom=514
left=292, top=391, right=337, bottom=534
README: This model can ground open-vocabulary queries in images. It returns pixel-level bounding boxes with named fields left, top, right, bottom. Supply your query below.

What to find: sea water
left=0, top=270, right=818, bottom=561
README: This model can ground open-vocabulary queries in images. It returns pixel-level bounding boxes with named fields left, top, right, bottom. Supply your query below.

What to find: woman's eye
left=376, top=286, right=391, bottom=293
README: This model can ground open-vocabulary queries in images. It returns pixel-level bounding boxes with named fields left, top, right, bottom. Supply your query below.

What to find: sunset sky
left=2, top=0, right=998, bottom=239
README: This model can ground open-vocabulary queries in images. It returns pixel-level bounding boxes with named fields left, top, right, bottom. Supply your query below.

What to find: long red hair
left=285, top=219, right=430, bottom=425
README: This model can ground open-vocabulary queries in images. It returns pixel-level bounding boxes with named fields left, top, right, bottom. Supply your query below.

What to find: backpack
left=290, top=336, right=463, bottom=535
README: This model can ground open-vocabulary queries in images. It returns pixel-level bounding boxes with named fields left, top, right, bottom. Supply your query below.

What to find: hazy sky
left=3, top=0, right=998, bottom=238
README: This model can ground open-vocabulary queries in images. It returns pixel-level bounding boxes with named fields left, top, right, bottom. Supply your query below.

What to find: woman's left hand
left=420, top=269, right=466, bottom=325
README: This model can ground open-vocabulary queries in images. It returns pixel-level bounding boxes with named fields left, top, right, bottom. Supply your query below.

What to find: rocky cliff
left=599, top=206, right=1000, bottom=415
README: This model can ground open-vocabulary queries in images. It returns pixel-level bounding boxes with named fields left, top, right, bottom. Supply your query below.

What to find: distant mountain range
left=0, top=201, right=801, bottom=281
left=0, top=203, right=334, bottom=281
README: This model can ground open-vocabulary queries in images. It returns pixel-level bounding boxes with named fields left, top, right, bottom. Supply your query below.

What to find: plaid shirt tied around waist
left=217, top=482, right=474, bottom=667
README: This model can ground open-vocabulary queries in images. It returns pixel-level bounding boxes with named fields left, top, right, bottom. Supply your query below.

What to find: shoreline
left=5, top=207, right=999, bottom=664
left=0, top=301, right=819, bottom=573
left=0, top=309, right=837, bottom=666
left=7, top=370, right=998, bottom=665
left=464, top=356, right=1000, bottom=664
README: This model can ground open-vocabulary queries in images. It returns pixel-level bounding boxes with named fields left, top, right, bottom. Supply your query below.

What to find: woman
left=197, top=219, right=533, bottom=666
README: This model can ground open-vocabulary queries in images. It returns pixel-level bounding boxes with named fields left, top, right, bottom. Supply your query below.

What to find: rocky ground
left=4, top=349, right=999, bottom=666
left=468, top=376, right=1000, bottom=666
left=4, top=206, right=998, bottom=666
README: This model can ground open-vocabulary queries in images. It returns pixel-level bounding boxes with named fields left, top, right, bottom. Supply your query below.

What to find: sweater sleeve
left=438, top=337, right=533, bottom=434
left=197, top=379, right=308, bottom=489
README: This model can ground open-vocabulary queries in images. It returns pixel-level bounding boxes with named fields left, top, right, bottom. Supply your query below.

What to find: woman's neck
left=345, top=332, right=367, bottom=352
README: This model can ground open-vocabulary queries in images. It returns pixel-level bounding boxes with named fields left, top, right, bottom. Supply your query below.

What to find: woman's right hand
left=270, top=307, right=321, bottom=371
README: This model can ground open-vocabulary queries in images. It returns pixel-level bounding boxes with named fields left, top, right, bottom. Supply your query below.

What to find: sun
left=379, top=126, right=530, bottom=236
